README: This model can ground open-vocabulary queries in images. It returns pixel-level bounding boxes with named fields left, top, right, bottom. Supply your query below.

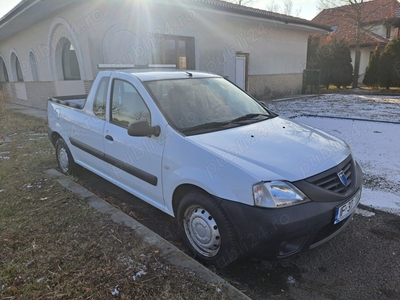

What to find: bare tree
left=225, top=0, right=254, bottom=6
left=283, top=0, right=293, bottom=15
left=317, top=0, right=340, bottom=11
left=266, top=0, right=281, bottom=12
left=266, top=0, right=302, bottom=16
left=317, top=0, right=393, bottom=88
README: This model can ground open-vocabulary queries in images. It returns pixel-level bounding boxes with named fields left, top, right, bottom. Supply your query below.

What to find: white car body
left=47, top=69, right=362, bottom=267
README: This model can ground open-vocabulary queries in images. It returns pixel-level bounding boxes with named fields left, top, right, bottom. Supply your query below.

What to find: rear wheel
left=177, top=191, right=239, bottom=268
left=55, top=138, right=81, bottom=175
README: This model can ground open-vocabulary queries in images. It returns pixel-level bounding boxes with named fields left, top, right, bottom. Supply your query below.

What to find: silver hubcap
left=58, top=147, right=69, bottom=173
left=183, top=205, right=221, bottom=257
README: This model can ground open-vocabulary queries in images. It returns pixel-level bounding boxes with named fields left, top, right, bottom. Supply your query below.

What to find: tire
left=177, top=191, right=239, bottom=268
left=55, top=138, right=81, bottom=175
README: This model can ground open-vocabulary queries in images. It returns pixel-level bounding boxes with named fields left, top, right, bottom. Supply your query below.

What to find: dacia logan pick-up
left=47, top=69, right=363, bottom=267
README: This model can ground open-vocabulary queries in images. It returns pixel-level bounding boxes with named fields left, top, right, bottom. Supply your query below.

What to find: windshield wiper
left=229, top=113, right=273, bottom=123
left=181, top=121, right=232, bottom=134
left=181, top=114, right=275, bottom=134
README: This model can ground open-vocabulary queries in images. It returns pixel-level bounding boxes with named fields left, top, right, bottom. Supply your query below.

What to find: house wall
left=350, top=46, right=375, bottom=83
left=0, top=0, right=315, bottom=108
left=370, top=23, right=398, bottom=40
left=0, top=19, right=53, bottom=82
left=249, top=73, right=302, bottom=99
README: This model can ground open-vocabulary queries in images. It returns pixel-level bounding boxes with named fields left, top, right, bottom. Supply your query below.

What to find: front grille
left=307, top=156, right=353, bottom=194
left=313, top=160, right=352, bottom=193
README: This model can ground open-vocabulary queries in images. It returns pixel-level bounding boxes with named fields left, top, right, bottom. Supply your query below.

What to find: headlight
left=344, top=141, right=354, bottom=156
left=253, top=181, right=309, bottom=208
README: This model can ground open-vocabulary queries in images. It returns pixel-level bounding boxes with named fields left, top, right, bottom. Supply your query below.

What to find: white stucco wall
left=0, top=18, right=52, bottom=82
left=350, top=46, right=374, bottom=83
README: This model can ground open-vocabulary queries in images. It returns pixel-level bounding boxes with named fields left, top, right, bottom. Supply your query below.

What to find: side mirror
left=127, top=120, right=161, bottom=137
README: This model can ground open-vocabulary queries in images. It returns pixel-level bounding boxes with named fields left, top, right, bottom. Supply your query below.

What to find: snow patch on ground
left=268, top=94, right=400, bottom=122
left=361, top=188, right=400, bottom=216
left=355, top=208, right=376, bottom=217
left=293, top=116, right=400, bottom=188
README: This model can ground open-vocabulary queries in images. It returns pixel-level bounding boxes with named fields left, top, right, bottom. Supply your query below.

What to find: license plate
left=334, top=189, right=362, bottom=224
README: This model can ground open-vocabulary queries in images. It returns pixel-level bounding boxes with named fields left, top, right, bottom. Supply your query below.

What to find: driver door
left=103, top=77, right=165, bottom=210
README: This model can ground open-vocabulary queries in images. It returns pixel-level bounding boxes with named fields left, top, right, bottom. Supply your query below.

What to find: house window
left=60, top=38, right=81, bottom=80
left=386, top=26, right=391, bottom=39
left=0, top=59, right=9, bottom=82
left=29, top=52, right=39, bottom=81
left=15, top=57, right=24, bottom=82
left=152, top=36, right=195, bottom=69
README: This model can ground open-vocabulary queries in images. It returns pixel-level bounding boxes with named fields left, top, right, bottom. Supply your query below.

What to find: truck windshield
left=144, top=77, right=274, bottom=135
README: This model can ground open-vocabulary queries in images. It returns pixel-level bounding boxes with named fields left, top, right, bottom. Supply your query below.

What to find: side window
left=111, top=79, right=151, bottom=127
left=93, top=76, right=110, bottom=120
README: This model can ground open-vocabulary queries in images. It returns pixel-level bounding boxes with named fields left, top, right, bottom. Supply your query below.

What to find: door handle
left=105, top=135, right=114, bottom=141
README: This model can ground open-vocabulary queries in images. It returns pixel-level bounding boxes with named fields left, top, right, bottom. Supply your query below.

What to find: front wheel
left=55, top=138, right=81, bottom=175
left=177, top=191, right=239, bottom=268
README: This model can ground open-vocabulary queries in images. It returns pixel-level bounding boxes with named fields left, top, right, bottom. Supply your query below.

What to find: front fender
left=163, top=166, right=243, bottom=216
left=161, top=126, right=258, bottom=216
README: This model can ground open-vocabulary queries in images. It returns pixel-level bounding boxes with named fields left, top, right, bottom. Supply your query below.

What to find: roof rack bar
left=148, top=64, right=176, bottom=68
left=97, top=64, right=176, bottom=70
left=97, top=64, right=136, bottom=70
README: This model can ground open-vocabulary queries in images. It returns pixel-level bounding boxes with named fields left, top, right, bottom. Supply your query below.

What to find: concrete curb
left=267, top=94, right=319, bottom=102
left=296, top=114, right=400, bottom=125
left=45, top=169, right=251, bottom=300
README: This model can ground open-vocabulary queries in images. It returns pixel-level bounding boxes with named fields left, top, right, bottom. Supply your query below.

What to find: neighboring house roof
left=312, top=0, right=400, bottom=47
left=0, top=0, right=330, bottom=41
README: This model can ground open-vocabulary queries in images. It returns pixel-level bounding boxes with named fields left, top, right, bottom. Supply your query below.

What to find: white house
left=0, top=0, right=329, bottom=109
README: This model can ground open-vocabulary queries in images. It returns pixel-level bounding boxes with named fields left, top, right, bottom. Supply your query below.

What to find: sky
left=0, top=0, right=20, bottom=18
left=253, top=0, right=320, bottom=20
left=0, top=0, right=321, bottom=20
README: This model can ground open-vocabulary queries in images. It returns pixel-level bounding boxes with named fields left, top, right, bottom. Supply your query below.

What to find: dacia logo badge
left=337, top=170, right=348, bottom=187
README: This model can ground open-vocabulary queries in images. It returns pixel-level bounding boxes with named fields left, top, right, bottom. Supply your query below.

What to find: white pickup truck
left=47, top=69, right=363, bottom=268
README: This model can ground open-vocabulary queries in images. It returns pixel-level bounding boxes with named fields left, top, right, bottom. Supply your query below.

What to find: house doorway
left=235, top=53, right=248, bottom=91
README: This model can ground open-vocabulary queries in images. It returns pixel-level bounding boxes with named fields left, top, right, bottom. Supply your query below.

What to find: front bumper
left=218, top=161, right=363, bottom=259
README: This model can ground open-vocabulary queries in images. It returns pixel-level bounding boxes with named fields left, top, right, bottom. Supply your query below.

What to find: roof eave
left=196, top=1, right=331, bottom=32
left=0, top=0, right=36, bottom=25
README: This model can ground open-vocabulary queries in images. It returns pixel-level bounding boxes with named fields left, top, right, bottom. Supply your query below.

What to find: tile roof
left=312, top=0, right=400, bottom=46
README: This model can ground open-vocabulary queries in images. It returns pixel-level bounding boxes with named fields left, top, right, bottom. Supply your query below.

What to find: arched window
left=16, top=57, right=24, bottom=82
left=49, top=18, right=86, bottom=82
left=10, top=52, right=24, bottom=82
left=0, top=57, right=9, bottom=82
left=29, top=51, right=39, bottom=81
left=56, top=37, right=81, bottom=80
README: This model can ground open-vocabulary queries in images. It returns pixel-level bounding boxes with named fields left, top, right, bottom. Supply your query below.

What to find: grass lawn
left=0, top=94, right=228, bottom=299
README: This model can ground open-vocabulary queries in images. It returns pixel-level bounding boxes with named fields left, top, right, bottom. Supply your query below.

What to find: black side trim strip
left=70, top=137, right=105, bottom=161
left=104, top=154, right=158, bottom=186
left=69, top=137, right=158, bottom=186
